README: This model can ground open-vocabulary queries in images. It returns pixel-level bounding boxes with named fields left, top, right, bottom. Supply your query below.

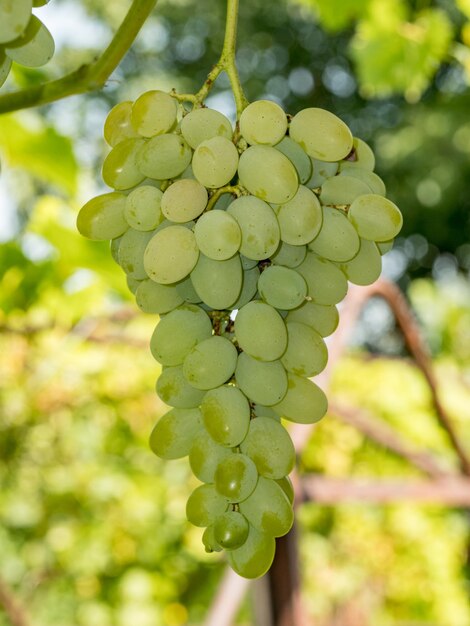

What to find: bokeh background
left=1, top=0, right=470, bottom=624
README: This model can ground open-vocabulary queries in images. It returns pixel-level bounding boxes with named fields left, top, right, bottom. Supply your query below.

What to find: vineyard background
left=1, top=0, right=470, bottom=624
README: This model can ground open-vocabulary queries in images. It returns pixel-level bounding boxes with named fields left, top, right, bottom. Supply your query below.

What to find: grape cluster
left=0, top=0, right=54, bottom=88
left=77, top=91, right=403, bottom=578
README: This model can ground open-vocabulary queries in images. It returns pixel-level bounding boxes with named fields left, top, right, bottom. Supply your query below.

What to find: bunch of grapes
left=77, top=91, right=403, bottom=578
left=0, top=0, right=54, bottom=88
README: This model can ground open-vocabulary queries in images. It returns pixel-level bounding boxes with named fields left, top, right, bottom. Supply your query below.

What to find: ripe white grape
left=228, top=525, right=275, bottom=579
left=181, top=107, right=233, bottom=149
left=239, top=99, right=288, bottom=146
left=192, top=136, right=239, bottom=188
left=305, top=158, right=339, bottom=189
left=240, top=417, right=295, bottom=479
left=258, top=265, right=307, bottom=310
left=104, top=101, right=139, bottom=147
left=77, top=193, right=128, bottom=241
left=275, top=136, right=312, bottom=184
left=271, top=242, right=307, bottom=268
left=235, top=352, right=288, bottom=406
left=231, top=267, right=260, bottom=309
left=338, top=238, right=382, bottom=285
left=285, top=301, right=339, bottom=337
left=125, top=186, right=163, bottom=231
left=339, top=137, right=375, bottom=171
left=273, top=373, right=328, bottom=424
left=138, top=133, right=192, bottom=180
left=239, top=476, right=293, bottom=537
left=149, top=407, right=202, bottom=459
left=201, top=385, right=250, bottom=446
left=309, top=206, right=360, bottom=262
left=102, top=138, right=146, bottom=190
left=190, top=253, right=242, bottom=309
left=186, top=484, right=229, bottom=527
left=234, top=301, right=287, bottom=361
left=194, top=210, right=242, bottom=260
left=156, top=365, right=206, bottom=408
left=281, top=322, right=328, bottom=377
left=183, top=335, right=238, bottom=390
left=274, top=185, right=322, bottom=245
left=118, top=228, right=155, bottom=280
left=348, top=194, right=403, bottom=241
left=289, top=107, right=353, bottom=162
left=131, top=90, right=178, bottom=137
left=144, top=225, right=199, bottom=284
left=238, top=145, right=298, bottom=204
left=5, top=15, right=54, bottom=68
left=161, top=179, right=208, bottom=222
left=227, top=196, right=280, bottom=260
left=319, top=174, right=371, bottom=206
left=296, top=253, right=348, bottom=305
left=189, top=432, right=234, bottom=483
left=0, top=0, right=32, bottom=44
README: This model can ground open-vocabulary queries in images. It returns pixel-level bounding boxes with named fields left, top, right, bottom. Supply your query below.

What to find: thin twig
left=0, top=577, right=30, bottom=626
left=302, top=475, right=470, bottom=505
left=0, top=0, right=158, bottom=114
left=329, top=401, right=452, bottom=479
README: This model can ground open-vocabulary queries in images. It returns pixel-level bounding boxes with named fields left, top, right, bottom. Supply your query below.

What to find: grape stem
left=173, top=0, right=249, bottom=117
left=0, top=0, right=158, bottom=115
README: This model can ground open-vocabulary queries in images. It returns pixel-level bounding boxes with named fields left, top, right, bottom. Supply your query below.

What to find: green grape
left=110, top=235, right=123, bottom=265
left=104, top=101, right=139, bottom=147
left=192, top=136, right=239, bottom=188
left=253, top=404, right=279, bottom=420
left=0, top=48, right=12, bottom=87
left=186, top=484, right=229, bottom=527
left=118, top=228, right=155, bottom=280
left=377, top=239, right=394, bottom=255
left=137, top=134, right=192, bottom=180
left=161, top=179, right=208, bottom=222
left=235, top=352, right=287, bottom=406
left=228, top=525, right=275, bottom=579
left=149, top=304, right=212, bottom=366
left=281, top=322, right=328, bottom=377
left=240, top=255, right=258, bottom=270
left=239, top=476, right=293, bottom=537
left=339, top=137, right=375, bottom=171
left=285, top=301, right=339, bottom=337
left=135, top=279, right=183, bottom=314
left=296, top=253, right=348, bottom=305
left=319, top=174, right=371, bottom=206
left=183, top=336, right=238, bottom=390
left=77, top=192, right=128, bottom=241
left=309, top=206, right=360, bottom=262
left=214, top=511, right=249, bottom=550
left=276, top=476, right=295, bottom=504
left=125, top=186, right=163, bottom=231
left=126, top=275, right=142, bottom=295
left=130, top=90, right=178, bottom=137
left=189, top=431, right=234, bottom=482
left=227, top=196, right=280, bottom=260
left=234, top=301, right=287, bottom=362
left=230, top=267, right=260, bottom=309
left=194, top=210, right=241, bottom=260
left=214, top=453, right=258, bottom=503
left=102, top=137, right=146, bottom=190
left=289, top=107, right=353, bottom=162
left=181, top=107, right=233, bottom=149
left=240, top=417, right=295, bottom=479
left=149, top=407, right=202, bottom=459
left=271, top=242, right=306, bottom=268
left=200, top=385, right=250, bottom=447
left=190, top=253, right=242, bottom=309
left=258, top=265, right=307, bottom=310
left=348, top=194, right=403, bottom=241
left=202, top=525, right=223, bottom=553
left=305, top=158, right=339, bottom=189
left=239, top=99, right=288, bottom=146
left=272, top=373, right=328, bottom=424
left=144, top=225, right=199, bottom=284
left=274, top=185, right=322, bottom=245
left=338, top=238, right=382, bottom=286
left=176, top=275, right=202, bottom=304
left=0, top=0, right=32, bottom=44
left=238, top=145, right=298, bottom=204
left=339, top=166, right=386, bottom=196
left=156, top=365, right=206, bottom=408
left=5, top=15, right=54, bottom=67
left=275, top=136, right=312, bottom=184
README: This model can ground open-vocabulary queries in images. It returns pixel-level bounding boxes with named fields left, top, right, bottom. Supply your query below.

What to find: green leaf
left=295, top=0, right=373, bottom=31
left=350, top=8, right=453, bottom=100
left=0, top=112, right=78, bottom=194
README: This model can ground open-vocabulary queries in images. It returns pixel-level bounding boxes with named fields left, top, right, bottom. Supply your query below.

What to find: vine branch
left=0, top=0, right=158, bottom=115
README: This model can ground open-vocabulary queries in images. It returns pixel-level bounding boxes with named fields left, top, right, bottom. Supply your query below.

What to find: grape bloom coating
left=77, top=92, right=403, bottom=579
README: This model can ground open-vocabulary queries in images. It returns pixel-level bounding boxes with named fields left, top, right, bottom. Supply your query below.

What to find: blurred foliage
left=1, top=0, right=470, bottom=624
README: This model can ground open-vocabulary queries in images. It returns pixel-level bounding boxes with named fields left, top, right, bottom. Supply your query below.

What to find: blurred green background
left=1, top=0, right=470, bottom=624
